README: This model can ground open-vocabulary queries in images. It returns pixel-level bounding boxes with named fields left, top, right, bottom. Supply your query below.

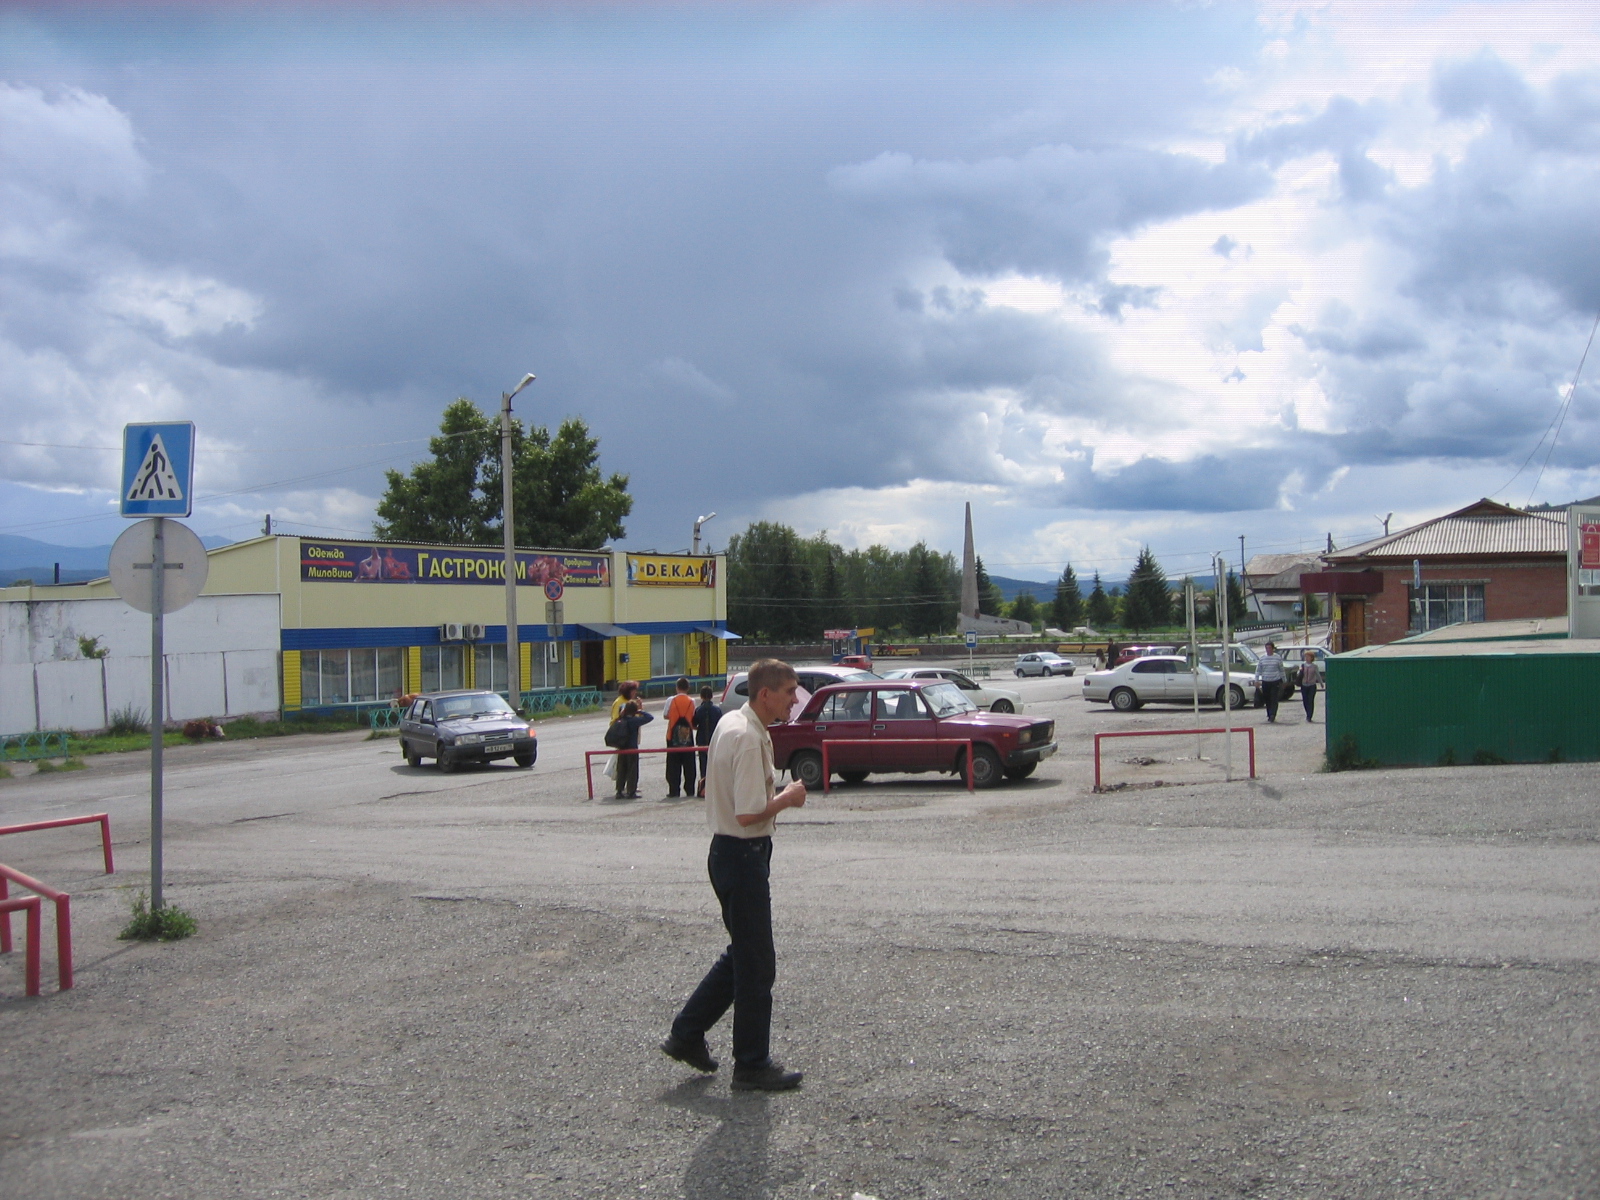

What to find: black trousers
left=665, top=744, right=697, bottom=796
left=1302, top=685, right=1317, bottom=721
left=615, top=750, right=639, bottom=796
left=1261, top=679, right=1281, bottom=721
left=671, top=835, right=776, bottom=1068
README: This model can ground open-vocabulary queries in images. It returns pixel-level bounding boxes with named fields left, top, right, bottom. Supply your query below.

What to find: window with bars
left=1408, top=583, right=1485, bottom=633
left=299, top=648, right=404, bottom=706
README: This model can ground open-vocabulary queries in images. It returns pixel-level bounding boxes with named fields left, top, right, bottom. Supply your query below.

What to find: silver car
left=1081, top=655, right=1251, bottom=712
left=881, top=667, right=1025, bottom=713
left=1013, top=652, right=1075, bottom=677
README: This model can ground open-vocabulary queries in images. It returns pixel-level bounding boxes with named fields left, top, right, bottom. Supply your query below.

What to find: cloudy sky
left=2, top=1, right=1598, bottom=582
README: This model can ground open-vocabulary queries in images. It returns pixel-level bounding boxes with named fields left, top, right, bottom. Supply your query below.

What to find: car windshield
left=435, top=693, right=516, bottom=720
left=839, top=670, right=878, bottom=683
left=921, top=682, right=977, bottom=717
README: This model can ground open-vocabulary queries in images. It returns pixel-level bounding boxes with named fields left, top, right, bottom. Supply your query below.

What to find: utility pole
left=501, top=373, right=536, bottom=703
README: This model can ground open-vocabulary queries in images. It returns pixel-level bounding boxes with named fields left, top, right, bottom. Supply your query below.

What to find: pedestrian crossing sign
left=121, top=422, right=195, bottom=516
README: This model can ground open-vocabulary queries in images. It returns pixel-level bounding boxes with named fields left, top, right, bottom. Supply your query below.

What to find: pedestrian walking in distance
left=661, top=658, right=807, bottom=1091
left=1299, top=650, right=1323, bottom=722
left=663, top=676, right=697, bottom=799
left=693, top=684, right=722, bottom=800
left=1257, top=641, right=1286, bottom=723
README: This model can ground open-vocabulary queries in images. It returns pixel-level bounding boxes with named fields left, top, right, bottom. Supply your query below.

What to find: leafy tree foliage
left=1009, top=591, right=1039, bottom=626
left=374, top=398, right=631, bottom=548
left=974, top=556, right=1005, bottom=615
left=725, top=523, right=959, bottom=640
left=1123, top=546, right=1172, bottom=631
left=1225, top=569, right=1249, bottom=623
left=1086, top=572, right=1115, bottom=628
left=1051, top=563, right=1083, bottom=630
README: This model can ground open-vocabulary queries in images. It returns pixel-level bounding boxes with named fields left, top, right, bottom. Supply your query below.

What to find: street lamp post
left=501, top=373, right=536, bottom=704
left=693, top=512, right=717, bottom=555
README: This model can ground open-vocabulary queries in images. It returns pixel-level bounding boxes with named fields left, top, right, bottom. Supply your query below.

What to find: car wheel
left=403, top=741, right=422, bottom=769
left=1110, top=687, right=1140, bottom=712
left=790, top=750, right=825, bottom=790
left=839, top=770, right=869, bottom=784
left=514, top=751, right=535, bottom=768
left=437, top=751, right=457, bottom=774
left=990, top=699, right=1014, bottom=714
left=1014, top=668, right=1024, bottom=677
left=1003, top=762, right=1037, bottom=780
left=965, top=744, right=1003, bottom=788
left=1218, top=685, right=1247, bottom=710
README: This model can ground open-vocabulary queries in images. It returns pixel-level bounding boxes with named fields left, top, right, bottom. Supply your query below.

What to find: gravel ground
left=0, top=672, right=1595, bottom=1198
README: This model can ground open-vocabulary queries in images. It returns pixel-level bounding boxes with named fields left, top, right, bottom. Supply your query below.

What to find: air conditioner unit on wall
left=466, top=623, right=486, bottom=640
left=439, top=623, right=464, bottom=642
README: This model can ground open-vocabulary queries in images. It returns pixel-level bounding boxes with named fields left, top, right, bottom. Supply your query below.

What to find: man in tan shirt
left=661, top=658, right=808, bottom=1090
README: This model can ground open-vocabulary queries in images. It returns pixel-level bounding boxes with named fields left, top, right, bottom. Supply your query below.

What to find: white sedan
left=1081, top=655, right=1252, bottom=712
left=880, top=667, right=1025, bottom=714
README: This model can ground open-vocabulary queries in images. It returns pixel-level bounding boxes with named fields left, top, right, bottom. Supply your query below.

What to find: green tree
left=974, top=556, right=1005, bottom=615
left=726, top=521, right=814, bottom=642
left=1123, top=546, right=1172, bottom=632
left=375, top=399, right=631, bottom=548
left=1009, top=591, right=1039, bottom=626
left=1086, top=572, right=1115, bottom=628
left=1225, top=570, right=1249, bottom=624
left=1051, top=563, right=1083, bottom=630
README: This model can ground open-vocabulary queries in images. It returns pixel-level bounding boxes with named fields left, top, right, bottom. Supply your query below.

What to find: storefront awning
left=695, top=625, right=743, bottom=640
left=576, top=623, right=637, bottom=639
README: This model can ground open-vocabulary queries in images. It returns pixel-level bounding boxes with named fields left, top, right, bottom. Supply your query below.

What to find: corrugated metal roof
left=1244, top=552, right=1323, bottom=590
left=1328, top=500, right=1566, bottom=562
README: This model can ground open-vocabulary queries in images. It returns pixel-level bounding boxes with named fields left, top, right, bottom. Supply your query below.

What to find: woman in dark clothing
left=615, top=700, right=654, bottom=799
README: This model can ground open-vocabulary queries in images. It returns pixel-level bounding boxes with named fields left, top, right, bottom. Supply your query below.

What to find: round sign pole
left=150, top=517, right=166, bottom=911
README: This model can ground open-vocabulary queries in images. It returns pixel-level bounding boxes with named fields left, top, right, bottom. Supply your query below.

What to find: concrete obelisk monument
left=960, top=502, right=980, bottom=620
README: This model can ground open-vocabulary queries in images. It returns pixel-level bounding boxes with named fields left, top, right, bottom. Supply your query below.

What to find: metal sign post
left=965, top=629, right=978, bottom=676
left=114, top=423, right=198, bottom=912
left=1216, top=553, right=1232, bottom=782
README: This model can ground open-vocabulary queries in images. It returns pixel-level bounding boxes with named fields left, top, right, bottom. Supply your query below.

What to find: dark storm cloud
left=1235, top=95, right=1392, bottom=201
left=1067, top=445, right=1340, bottom=513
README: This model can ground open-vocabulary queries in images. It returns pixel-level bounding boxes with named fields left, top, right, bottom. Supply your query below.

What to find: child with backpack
left=608, top=699, right=653, bottom=799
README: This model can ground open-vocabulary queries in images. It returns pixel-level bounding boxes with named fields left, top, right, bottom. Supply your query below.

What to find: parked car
left=1014, top=651, right=1076, bottom=677
left=399, top=689, right=537, bottom=772
left=837, top=654, right=874, bottom=671
left=1081, top=655, right=1251, bottom=712
left=880, top=667, right=1025, bottom=713
left=721, top=665, right=880, bottom=713
left=1110, top=643, right=1180, bottom=667
left=769, top=680, right=1056, bottom=789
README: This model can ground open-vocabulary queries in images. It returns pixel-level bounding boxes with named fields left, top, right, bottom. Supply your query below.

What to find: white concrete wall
left=0, top=594, right=281, bottom=732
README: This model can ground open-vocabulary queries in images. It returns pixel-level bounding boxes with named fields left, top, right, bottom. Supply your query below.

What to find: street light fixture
left=693, top=511, right=717, bottom=555
left=502, top=373, right=536, bottom=703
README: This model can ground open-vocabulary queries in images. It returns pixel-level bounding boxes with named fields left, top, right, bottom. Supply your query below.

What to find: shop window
left=377, top=647, right=403, bottom=699
left=474, top=643, right=509, bottom=694
left=300, top=648, right=407, bottom=706
left=531, top=641, right=567, bottom=689
left=651, top=634, right=686, bottom=679
left=420, top=645, right=465, bottom=693
left=1408, top=583, right=1485, bottom=633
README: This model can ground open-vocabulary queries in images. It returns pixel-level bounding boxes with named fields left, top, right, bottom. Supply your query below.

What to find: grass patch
left=106, top=703, right=148, bottom=736
left=33, top=756, right=86, bottom=773
left=0, top=763, right=11, bottom=779
left=119, top=892, right=197, bottom=941
left=72, top=712, right=373, bottom=757
left=1472, top=748, right=1510, bottom=765
left=1325, top=733, right=1379, bottom=772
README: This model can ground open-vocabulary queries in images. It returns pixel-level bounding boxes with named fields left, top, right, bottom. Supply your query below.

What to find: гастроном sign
left=300, top=542, right=611, bottom=587
left=626, top=554, right=715, bottom=587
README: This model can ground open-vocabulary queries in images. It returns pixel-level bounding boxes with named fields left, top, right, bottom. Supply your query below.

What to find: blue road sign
left=964, top=630, right=978, bottom=648
left=121, top=422, right=195, bottom=517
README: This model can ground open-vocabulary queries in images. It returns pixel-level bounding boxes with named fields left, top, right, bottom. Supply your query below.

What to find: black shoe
left=666, top=791, right=680, bottom=798
left=731, top=1061, right=802, bottom=1091
left=660, top=1035, right=718, bottom=1073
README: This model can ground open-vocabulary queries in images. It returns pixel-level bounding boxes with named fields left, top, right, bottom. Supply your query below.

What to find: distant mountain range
left=0, top=533, right=232, bottom=587
left=991, top=573, right=1221, bottom=604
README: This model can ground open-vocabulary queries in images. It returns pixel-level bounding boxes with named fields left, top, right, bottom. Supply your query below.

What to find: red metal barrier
left=0, top=866, right=73, bottom=991
left=0, top=812, right=114, bottom=874
left=1093, top=726, right=1256, bottom=790
left=583, top=746, right=700, bottom=801
left=819, top=739, right=975, bottom=794
left=0, top=894, right=42, bottom=996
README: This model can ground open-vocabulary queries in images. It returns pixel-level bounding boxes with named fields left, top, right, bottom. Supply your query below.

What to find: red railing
left=1093, top=726, right=1256, bottom=790
left=0, top=866, right=73, bottom=991
left=0, top=893, right=42, bottom=997
left=583, top=746, right=701, bottom=800
left=819, top=739, right=975, bottom=794
left=0, top=812, right=114, bottom=874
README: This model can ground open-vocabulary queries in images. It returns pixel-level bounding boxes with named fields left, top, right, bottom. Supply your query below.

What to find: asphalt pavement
left=0, top=668, right=1595, bottom=1198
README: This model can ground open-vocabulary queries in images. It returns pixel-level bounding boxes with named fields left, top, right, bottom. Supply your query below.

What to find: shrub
left=1439, top=747, right=1457, bottom=766
left=119, top=892, right=197, bottom=941
left=77, top=635, right=108, bottom=659
left=1472, top=748, right=1509, bottom=766
left=33, top=757, right=85, bottom=773
left=1325, top=733, right=1378, bottom=772
left=106, top=704, right=149, bottom=736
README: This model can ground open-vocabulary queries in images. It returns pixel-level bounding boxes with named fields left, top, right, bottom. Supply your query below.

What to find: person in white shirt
left=661, top=659, right=808, bottom=1091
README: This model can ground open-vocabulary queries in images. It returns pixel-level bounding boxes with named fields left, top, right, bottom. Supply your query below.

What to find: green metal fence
left=637, top=675, right=724, bottom=699
left=0, top=731, right=71, bottom=762
left=368, top=708, right=402, bottom=731
left=1326, top=651, right=1600, bottom=766
left=521, top=687, right=603, bottom=714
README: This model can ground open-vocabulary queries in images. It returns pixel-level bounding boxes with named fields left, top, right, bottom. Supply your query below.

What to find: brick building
left=1306, top=499, right=1567, bottom=651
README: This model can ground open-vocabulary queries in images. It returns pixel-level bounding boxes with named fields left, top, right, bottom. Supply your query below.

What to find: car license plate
left=484, top=741, right=513, bottom=753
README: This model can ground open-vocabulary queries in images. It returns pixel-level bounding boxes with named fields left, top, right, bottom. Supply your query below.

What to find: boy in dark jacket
left=692, top=684, right=722, bottom=799
left=615, top=700, right=654, bottom=799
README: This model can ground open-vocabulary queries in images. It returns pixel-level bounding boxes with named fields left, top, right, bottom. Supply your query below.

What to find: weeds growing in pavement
left=119, top=892, right=198, bottom=941
left=1324, top=733, right=1379, bottom=772
left=33, top=757, right=86, bottom=773
left=106, top=704, right=149, bottom=736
